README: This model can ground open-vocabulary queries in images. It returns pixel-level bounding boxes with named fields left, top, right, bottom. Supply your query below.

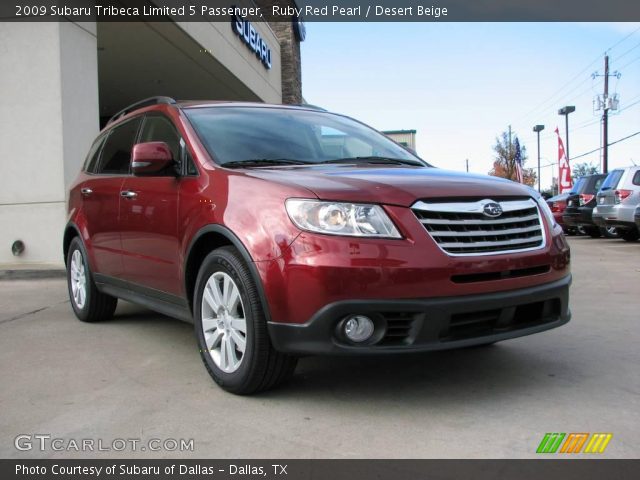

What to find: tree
left=571, top=162, right=600, bottom=182
left=488, top=130, right=537, bottom=187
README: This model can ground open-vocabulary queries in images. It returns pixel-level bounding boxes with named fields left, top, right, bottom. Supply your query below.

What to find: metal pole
left=466, top=159, right=469, bottom=172
left=603, top=55, right=609, bottom=174
left=565, top=114, right=570, bottom=161
left=537, top=131, right=541, bottom=192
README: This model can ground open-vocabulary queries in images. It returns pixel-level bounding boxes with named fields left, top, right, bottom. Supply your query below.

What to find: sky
left=300, top=22, right=640, bottom=190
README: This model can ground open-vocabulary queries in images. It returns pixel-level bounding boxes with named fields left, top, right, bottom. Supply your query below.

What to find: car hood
left=243, top=165, right=536, bottom=206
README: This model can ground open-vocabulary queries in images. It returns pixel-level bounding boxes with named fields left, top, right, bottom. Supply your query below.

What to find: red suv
left=65, top=97, right=571, bottom=394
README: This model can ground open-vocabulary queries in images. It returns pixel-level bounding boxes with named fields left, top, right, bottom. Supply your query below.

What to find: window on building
left=97, top=118, right=142, bottom=175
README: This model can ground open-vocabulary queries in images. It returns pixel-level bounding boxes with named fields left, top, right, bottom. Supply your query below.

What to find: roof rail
left=107, top=96, right=176, bottom=125
left=297, top=103, right=327, bottom=111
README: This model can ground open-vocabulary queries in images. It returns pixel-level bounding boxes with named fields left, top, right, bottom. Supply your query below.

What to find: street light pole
left=558, top=106, right=576, bottom=161
left=533, top=125, right=545, bottom=193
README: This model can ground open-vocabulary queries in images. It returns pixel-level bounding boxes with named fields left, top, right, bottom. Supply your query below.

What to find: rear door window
left=97, top=118, right=142, bottom=175
left=600, top=170, right=624, bottom=191
left=632, top=170, right=640, bottom=186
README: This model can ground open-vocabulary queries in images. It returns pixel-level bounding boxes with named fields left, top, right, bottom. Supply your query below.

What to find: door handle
left=120, top=190, right=138, bottom=199
left=80, top=187, right=93, bottom=197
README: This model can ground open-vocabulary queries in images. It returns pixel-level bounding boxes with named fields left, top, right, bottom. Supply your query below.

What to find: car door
left=79, top=117, right=142, bottom=277
left=118, top=113, right=182, bottom=295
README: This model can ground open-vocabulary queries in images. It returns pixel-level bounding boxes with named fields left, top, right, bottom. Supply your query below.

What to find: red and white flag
left=555, top=127, right=572, bottom=193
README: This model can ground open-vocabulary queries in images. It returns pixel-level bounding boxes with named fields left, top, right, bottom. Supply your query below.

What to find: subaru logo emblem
left=482, top=201, right=503, bottom=218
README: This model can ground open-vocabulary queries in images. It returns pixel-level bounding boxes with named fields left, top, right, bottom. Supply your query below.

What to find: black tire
left=194, top=246, right=297, bottom=395
left=66, top=237, right=117, bottom=322
left=600, top=226, right=619, bottom=238
left=621, top=228, right=640, bottom=242
left=585, top=226, right=602, bottom=238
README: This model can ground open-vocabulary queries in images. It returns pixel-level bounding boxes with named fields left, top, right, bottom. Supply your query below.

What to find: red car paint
left=66, top=101, right=571, bottom=344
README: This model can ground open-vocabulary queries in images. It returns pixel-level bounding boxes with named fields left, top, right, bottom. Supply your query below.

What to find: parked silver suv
left=593, top=166, right=640, bottom=242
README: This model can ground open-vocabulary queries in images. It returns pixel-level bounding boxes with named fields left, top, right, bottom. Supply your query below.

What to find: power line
left=514, top=26, right=640, bottom=127
left=570, top=130, right=640, bottom=161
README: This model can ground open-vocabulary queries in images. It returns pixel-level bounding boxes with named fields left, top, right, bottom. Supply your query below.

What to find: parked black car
left=563, top=174, right=617, bottom=238
left=635, top=205, right=640, bottom=231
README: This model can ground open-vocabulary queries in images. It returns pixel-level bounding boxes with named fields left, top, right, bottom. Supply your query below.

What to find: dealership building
left=0, top=1, right=303, bottom=266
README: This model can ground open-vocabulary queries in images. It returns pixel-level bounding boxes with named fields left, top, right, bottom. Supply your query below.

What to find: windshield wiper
left=222, top=158, right=312, bottom=168
left=320, top=156, right=425, bottom=167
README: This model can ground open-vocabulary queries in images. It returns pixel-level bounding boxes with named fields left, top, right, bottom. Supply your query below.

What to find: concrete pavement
left=1, top=236, right=638, bottom=459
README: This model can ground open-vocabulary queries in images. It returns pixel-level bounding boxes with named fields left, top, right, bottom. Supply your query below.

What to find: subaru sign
left=231, top=14, right=272, bottom=70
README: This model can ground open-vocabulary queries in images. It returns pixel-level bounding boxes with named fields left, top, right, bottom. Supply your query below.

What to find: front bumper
left=268, top=275, right=571, bottom=355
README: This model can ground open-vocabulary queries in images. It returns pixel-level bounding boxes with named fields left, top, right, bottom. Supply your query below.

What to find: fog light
left=344, top=315, right=375, bottom=343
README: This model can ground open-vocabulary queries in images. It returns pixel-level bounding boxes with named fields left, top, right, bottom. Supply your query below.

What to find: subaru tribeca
left=64, top=97, right=571, bottom=394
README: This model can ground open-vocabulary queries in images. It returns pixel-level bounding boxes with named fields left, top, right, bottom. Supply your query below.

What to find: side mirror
left=131, top=142, right=175, bottom=175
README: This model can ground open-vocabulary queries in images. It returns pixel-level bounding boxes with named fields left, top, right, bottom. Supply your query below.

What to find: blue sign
left=231, top=14, right=272, bottom=70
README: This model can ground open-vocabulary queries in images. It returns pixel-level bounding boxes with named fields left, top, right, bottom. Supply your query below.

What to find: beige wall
left=0, top=17, right=285, bottom=267
left=0, top=22, right=99, bottom=266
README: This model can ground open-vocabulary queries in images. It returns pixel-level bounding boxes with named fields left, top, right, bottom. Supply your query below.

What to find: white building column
left=0, top=21, right=99, bottom=267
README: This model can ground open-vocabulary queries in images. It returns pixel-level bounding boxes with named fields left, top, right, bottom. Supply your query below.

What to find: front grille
left=379, top=312, right=417, bottom=345
left=412, top=198, right=545, bottom=255
left=440, top=299, right=561, bottom=342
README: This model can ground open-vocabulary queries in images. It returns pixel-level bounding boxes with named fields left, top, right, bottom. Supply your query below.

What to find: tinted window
left=185, top=149, right=198, bottom=176
left=571, top=177, right=586, bottom=194
left=184, top=107, right=423, bottom=166
left=97, top=118, right=142, bottom=174
left=600, top=170, right=624, bottom=190
left=593, top=177, right=605, bottom=192
left=633, top=170, right=640, bottom=186
left=83, top=135, right=106, bottom=172
left=139, top=115, right=180, bottom=161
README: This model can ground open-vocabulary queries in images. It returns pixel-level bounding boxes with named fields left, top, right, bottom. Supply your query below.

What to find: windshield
left=184, top=106, right=427, bottom=167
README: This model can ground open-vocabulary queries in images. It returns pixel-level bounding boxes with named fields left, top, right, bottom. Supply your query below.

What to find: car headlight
left=536, top=196, right=557, bottom=228
left=285, top=199, right=401, bottom=238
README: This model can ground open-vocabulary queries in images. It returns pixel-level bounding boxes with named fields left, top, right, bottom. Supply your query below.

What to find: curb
left=0, top=269, right=66, bottom=280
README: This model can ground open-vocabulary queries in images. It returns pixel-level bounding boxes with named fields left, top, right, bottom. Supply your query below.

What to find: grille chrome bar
left=431, top=225, right=542, bottom=237
left=412, top=198, right=546, bottom=256
left=412, top=199, right=536, bottom=213
left=417, top=213, right=539, bottom=226
left=437, top=236, right=543, bottom=249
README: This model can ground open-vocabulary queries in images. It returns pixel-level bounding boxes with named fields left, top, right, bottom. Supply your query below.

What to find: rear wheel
left=66, top=237, right=117, bottom=322
left=601, top=226, right=619, bottom=238
left=194, top=246, right=297, bottom=395
left=585, top=226, right=601, bottom=238
left=621, top=228, right=640, bottom=242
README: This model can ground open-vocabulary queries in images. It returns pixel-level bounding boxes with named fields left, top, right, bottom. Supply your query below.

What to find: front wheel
left=194, top=246, right=297, bottom=395
left=66, top=237, right=117, bottom=322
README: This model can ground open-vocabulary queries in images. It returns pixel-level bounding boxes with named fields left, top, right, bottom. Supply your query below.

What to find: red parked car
left=546, top=193, right=574, bottom=235
left=64, top=97, right=572, bottom=394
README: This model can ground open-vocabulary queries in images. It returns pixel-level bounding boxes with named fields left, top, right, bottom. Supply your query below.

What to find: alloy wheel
left=70, top=250, right=87, bottom=309
left=200, top=272, right=247, bottom=373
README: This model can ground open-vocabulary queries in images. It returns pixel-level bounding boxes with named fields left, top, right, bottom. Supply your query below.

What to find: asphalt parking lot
left=1, top=236, right=639, bottom=459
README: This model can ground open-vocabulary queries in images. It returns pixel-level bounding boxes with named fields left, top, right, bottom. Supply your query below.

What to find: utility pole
left=603, top=55, right=609, bottom=174
left=508, top=125, right=512, bottom=178
left=465, top=159, right=469, bottom=172
left=533, top=125, right=545, bottom=193
left=593, top=55, right=620, bottom=174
